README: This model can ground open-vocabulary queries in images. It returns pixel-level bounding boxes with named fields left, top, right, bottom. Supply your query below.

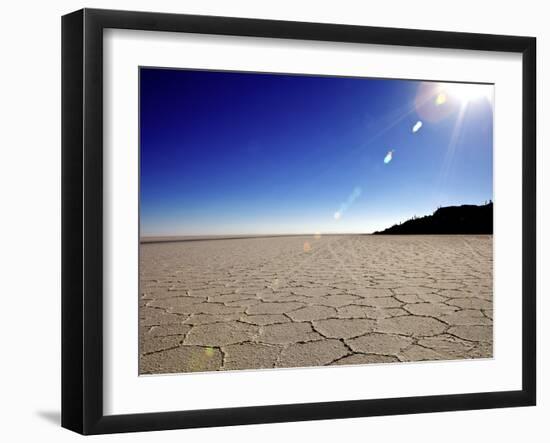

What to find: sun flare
left=415, top=81, right=492, bottom=123
left=438, top=82, right=493, bottom=105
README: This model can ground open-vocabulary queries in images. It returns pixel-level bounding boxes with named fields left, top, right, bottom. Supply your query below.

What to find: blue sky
left=140, top=68, right=493, bottom=236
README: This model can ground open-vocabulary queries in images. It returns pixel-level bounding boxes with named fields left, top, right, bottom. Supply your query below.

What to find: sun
left=415, top=81, right=493, bottom=123
left=437, top=82, right=493, bottom=106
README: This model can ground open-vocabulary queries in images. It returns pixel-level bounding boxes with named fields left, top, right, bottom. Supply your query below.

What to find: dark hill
left=374, top=202, right=493, bottom=235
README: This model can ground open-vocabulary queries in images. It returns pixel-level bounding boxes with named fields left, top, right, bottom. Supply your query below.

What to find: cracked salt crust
left=139, top=235, right=493, bottom=374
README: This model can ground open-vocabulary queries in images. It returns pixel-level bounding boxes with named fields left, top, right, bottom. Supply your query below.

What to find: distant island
left=374, top=202, right=493, bottom=235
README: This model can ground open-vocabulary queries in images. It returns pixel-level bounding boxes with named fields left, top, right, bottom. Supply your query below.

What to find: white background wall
left=0, top=0, right=546, bottom=441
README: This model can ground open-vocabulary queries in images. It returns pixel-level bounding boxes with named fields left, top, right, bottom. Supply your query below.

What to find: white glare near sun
left=438, top=82, right=493, bottom=105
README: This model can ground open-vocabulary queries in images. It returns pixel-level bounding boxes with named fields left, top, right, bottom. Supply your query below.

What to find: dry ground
left=139, top=235, right=492, bottom=374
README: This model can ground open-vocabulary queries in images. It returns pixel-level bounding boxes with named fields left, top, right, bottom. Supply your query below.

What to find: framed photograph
left=61, top=8, right=536, bottom=434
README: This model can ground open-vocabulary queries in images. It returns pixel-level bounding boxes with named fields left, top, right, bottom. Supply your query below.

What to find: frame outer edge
left=521, top=37, right=536, bottom=404
left=61, top=9, right=85, bottom=434
left=82, top=8, right=106, bottom=434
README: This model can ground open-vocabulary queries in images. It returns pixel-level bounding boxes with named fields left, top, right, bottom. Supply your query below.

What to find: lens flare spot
left=204, top=347, right=215, bottom=358
left=435, top=93, right=447, bottom=105
left=384, top=150, right=394, bottom=164
left=333, top=186, right=362, bottom=221
left=412, top=120, right=423, bottom=133
left=415, top=83, right=455, bottom=122
left=303, top=241, right=311, bottom=252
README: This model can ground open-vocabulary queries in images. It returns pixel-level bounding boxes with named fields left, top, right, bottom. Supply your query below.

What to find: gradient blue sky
left=140, top=68, right=493, bottom=236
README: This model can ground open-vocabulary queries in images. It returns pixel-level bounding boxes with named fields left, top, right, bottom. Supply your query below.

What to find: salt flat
left=139, top=235, right=493, bottom=374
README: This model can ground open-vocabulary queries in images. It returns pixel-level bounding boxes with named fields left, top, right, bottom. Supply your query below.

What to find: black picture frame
left=62, top=8, right=536, bottom=435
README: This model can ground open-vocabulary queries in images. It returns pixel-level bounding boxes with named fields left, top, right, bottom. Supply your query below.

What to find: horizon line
left=140, top=232, right=371, bottom=244
left=140, top=232, right=494, bottom=244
